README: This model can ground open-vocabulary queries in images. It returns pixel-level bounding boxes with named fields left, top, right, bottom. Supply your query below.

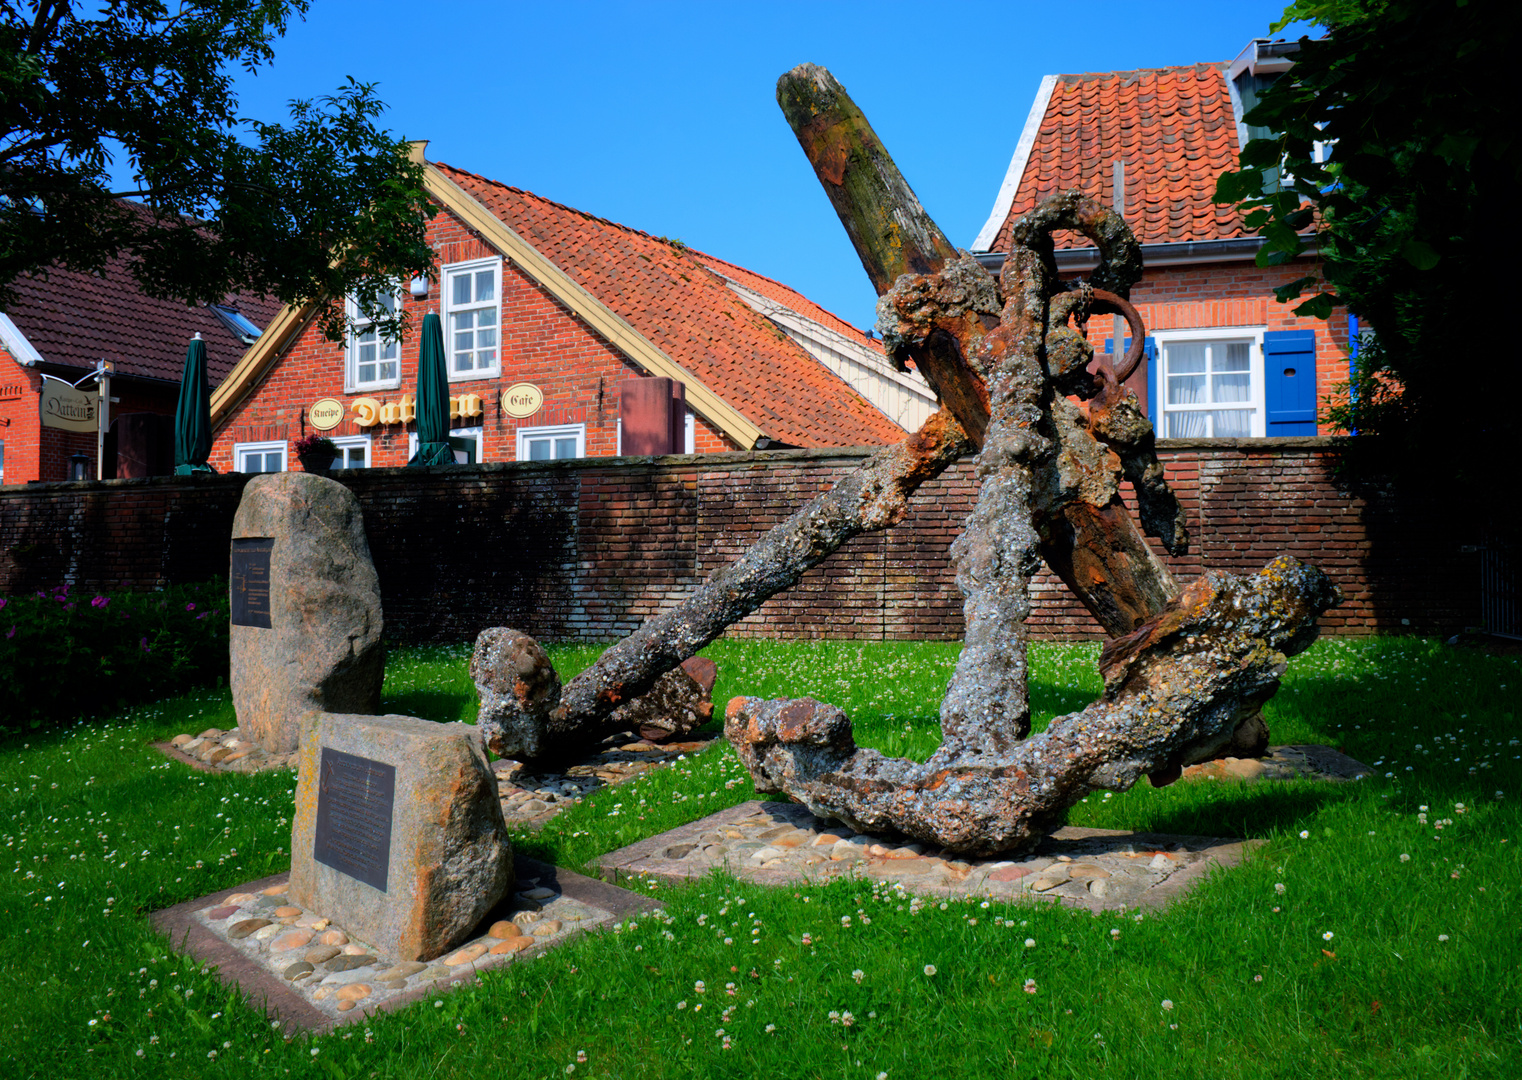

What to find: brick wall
left=0, top=442, right=1478, bottom=642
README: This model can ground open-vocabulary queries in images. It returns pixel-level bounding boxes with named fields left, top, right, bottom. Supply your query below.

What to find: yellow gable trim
left=208, top=302, right=312, bottom=429
left=210, top=154, right=764, bottom=449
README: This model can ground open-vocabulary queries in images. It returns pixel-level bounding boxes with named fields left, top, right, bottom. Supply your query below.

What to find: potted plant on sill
left=294, top=434, right=339, bottom=473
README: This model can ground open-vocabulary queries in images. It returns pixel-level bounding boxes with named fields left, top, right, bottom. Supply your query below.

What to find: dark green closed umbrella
left=173, top=333, right=214, bottom=475
left=408, top=312, right=455, bottom=467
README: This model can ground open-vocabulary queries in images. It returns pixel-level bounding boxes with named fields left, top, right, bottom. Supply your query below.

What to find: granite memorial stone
left=230, top=473, right=384, bottom=753
left=289, top=711, right=514, bottom=963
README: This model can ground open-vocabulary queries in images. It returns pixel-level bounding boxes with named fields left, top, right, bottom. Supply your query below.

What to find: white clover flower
left=1400, top=853, right=1410, bottom=862
left=923, top=964, right=937, bottom=977
left=1438, top=934, right=1450, bottom=942
left=1024, top=938, right=1036, bottom=948
left=1274, top=883, right=1286, bottom=894
left=1161, top=999, right=1174, bottom=1010
left=852, top=969, right=865, bottom=984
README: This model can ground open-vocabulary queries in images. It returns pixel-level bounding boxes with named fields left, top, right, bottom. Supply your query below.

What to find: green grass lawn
left=2, top=636, right=1518, bottom=1078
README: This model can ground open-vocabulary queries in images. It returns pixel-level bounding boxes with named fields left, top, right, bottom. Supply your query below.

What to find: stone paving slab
left=588, top=743, right=1368, bottom=911
left=593, top=799, right=1260, bottom=914
left=150, top=854, right=657, bottom=1034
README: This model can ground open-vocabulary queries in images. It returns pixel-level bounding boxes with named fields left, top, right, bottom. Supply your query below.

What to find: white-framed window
left=442, top=258, right=501, bottom=379
left=346, top=288, right=403, bottom=391
left=1154, top=328, right=1266, bottom=438
left=330, top=434, right=372, bottom=469
left=234, top=440, right=286, bottom=474
left=408, top=425, right=483, bottom=464
left=517, top=423, right=585, bottom=462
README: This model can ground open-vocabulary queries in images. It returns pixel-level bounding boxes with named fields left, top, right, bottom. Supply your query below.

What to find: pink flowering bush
left=0, top=579, right=229, bottom=732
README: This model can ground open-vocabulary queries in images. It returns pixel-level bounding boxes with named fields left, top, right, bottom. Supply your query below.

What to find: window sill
left=345, top=380, right=403, bottom=395
left=1154, top=435, right=1336, bottom=450
left=446, top=370, right=501, bottom=384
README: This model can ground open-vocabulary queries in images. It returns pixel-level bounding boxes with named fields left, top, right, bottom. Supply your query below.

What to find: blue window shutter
left=1263, top=329, right=1318, bottom=435
left=1144, top=337, right=1158, bottom=424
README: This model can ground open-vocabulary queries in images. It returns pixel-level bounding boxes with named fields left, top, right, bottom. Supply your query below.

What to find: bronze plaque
left=312, top=748, right=395, bottom=892
left=230, top=538, right=274, bottom=628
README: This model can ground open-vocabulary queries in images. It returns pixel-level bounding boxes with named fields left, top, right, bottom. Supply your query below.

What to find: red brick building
left=208, top=146, right=908, bottom=473
left=0, top=252, right=277, bottom=485
left=971, top=39, right=1349, bottom=438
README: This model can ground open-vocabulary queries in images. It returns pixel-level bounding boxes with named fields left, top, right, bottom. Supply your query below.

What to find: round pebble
left=304, top=946, right=342, bottom=964
left=376, top=962, right=427, bottom=979
left=273, top=906, right=302, bottom=918
left=531, top=920, right=563, bottom=937
left=318, top=930, right=348, bottom=946
left=444, top=943, right=489, bottom=966
left=490, top=938, right=533, bottom=955
left=253, top=924, right=282, bottom=941
left=336, top=983, right=372, bottom=1001
left=341, top=943, right=369, bottom=956
left=337, top=999, right=356, bottom=1012
left=225, top=893, right=258, bottom=904
left=272, top=930, right=314, bottom=952
left=260, top=886, right=287, bottom=897
left=324, top=954, right=377, bottom=973
left=379, top=979, right=408, bottom=990
left=283, top=962, right=314, bottom=981
left=227, top=918, right=271, bottom=940
left=312, top=987, right=334, bottom=1002
left=206, top=905, right=239, bottom=921
left=488, top=921, right=522, bottom=939
left=422, top=965, right=453, bottom=980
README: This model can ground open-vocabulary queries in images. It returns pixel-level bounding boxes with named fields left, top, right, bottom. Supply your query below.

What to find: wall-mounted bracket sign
left=501, top=383, right=544, bottom=419
left=39, top=377, right=97, bottom=432
left=308, top=398, right=345, bottom=431
left=230, top=537, right=274, bottom=628
left=313, top=747, right=395, bottom=892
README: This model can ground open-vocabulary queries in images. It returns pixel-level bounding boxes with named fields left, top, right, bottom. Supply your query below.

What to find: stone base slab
left=149, top=855, right=657, bottom=1033
left=592, top=800, right=1260, bottom=913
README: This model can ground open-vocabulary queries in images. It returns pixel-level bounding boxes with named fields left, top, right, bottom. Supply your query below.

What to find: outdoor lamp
left=68, top=452, right=89, bottom=481
left=410, top=276, right=430, bottom=299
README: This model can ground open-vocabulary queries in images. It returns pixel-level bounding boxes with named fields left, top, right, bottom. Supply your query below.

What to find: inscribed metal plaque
left=230, top=537, right=274, bottom=628
left=313, top=748, right=395, bottom=892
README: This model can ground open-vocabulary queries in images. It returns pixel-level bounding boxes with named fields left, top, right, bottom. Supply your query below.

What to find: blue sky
left=231, top=0, right=1300, bottom=330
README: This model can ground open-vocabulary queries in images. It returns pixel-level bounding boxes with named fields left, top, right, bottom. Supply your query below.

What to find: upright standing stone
left=289, top=712, right=514, bottom=962
left=230, top=473, right=384, bottom=753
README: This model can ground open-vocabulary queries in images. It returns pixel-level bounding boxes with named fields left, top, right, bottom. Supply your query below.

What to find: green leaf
left=1293, top=293, right=1338, bottom=320
left=1400, top=239, right=1441, bottom=270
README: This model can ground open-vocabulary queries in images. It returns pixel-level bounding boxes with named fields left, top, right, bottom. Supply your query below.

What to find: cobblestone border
left=149, top=855, right=658, bottom=1034
left=592, top=800, right=1261, bottom=914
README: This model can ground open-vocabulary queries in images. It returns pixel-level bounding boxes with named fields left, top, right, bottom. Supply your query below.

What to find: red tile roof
left=4, top=244, right=281, bottom=385
left=691, top=251, right=885, bottom=355
left=437, top=163, right=905, bottom=448
left=986, top=64, right=1249, bottom=252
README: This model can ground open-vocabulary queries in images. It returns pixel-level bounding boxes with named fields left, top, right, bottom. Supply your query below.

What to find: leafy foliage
left=1215, top=0, right=1520, bottom=514
left=0, top=1, right=434, bottom=340
left=0, top=579, right=229, bottom=731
